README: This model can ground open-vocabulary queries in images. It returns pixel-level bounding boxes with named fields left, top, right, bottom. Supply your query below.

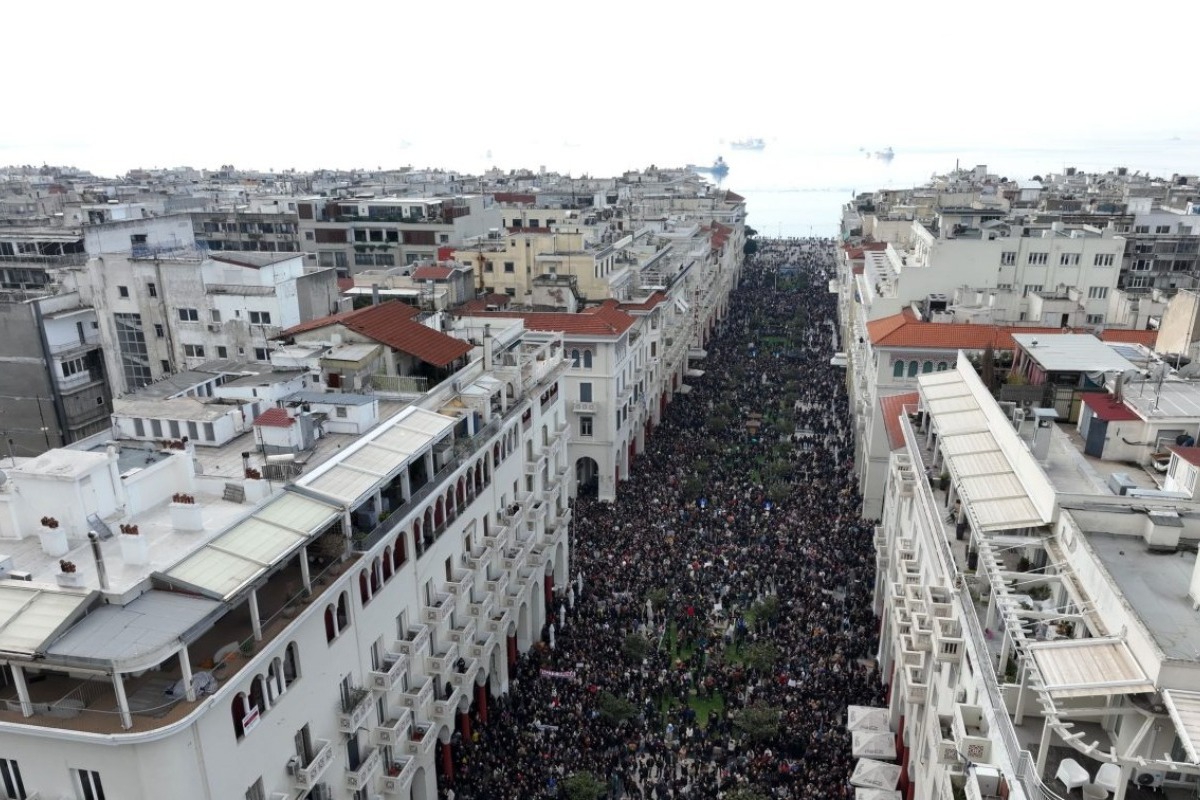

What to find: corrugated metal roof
left=1028, top=638, right=1154, bottom=698
left=159, top=491, right=340, bottom=601
left=1163, top=689, right=1200, bottom=764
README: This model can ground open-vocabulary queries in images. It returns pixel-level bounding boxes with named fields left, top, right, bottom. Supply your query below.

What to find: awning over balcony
left=846, top=705, right=890, bottom=732
left=0, top=584, right=93, bottom=658
left=159, top=491, right=342, bottom=601
left=850, top=758, right=901, bottom=790
left=1162, top=689, right=1200, bottom=764
left=852, top=731, right=897, bottom=760
left=678, top=384, right=693, bottom=395
left=297, top=407, right=456, bottom=506
left=686, top=368, right=705, bottom=378
left=1028, top=637, right=1154, bottom=698
left=687, top=348, right=707, bottom=360
left=918, top=365, right=1054, bottom=531
left=45, top=591, right=220, bottom=670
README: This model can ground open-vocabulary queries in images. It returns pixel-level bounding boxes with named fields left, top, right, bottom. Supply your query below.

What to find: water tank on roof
left=1107, top=472, right=1137, bottom=496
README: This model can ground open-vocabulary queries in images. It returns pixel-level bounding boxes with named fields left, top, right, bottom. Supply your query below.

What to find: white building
left=0, top=328, right=571, bottom=800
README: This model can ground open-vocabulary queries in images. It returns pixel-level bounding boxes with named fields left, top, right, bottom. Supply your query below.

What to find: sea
left=402, top=133, right=1200, bottom=240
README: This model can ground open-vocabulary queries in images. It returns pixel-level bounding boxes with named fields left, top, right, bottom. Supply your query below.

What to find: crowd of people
left=442, top=238, right=884, bottom=799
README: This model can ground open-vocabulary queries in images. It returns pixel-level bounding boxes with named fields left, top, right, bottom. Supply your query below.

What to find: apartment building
left=80, top=249, right=340, bottom=394
left=873, top=356, right=1200, bottom=800
left=0, top=325, right=571, bottom=800
left=191, top=210, right=303, bottom=254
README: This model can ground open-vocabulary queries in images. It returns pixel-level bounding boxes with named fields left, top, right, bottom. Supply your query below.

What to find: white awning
left=686, top=368, right=705, bottom=378
left=688, top=348, right=707, bottom=360
left=0, top=584, right=93, bottom=658
left=1028, top=638, right=1154, bottom=698
left=853, top=731, right=897, bottom=760
left=298, top=406, right=456, bottom=507
left=160, top=491, right=341, bottom=601
left=675, top=297, right=690, bottom=313
left=847, top=705, right=890, bottom=732
left=1163, top=689, right=1200, bottom=764
left=918, top=364, right=1054, bottom=531
left=851, top=758, right=901, bottom=790
left=678, top=384, right=693, bottom=395
left=856, top=790, right=901, bottom=800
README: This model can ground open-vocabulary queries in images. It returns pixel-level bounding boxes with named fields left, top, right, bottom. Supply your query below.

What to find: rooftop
left=1013, top=334, right=1138, bottom=373
left=1121, top=379, right=1200, bottom=420
left=209, top=251, right=300, bottom=269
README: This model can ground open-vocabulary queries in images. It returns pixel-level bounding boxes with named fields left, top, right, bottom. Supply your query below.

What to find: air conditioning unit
left=286, top=756, right=300, bottom=776
left=1134, top=770, right=1165, bottom=789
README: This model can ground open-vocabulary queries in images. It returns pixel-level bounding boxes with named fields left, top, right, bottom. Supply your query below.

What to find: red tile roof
left=866, top=312, right=1081, bottom=351
left=723, top=190, right=745, bottom=203
left=254, top=407, right=295, bottom=428
left=880, top=392, right=919, bottom=451
left=1084, top=396, right=1140, bottom=422
left=336, top=278, right=355, bottom=293
left=411, top=266, right=455, bottom=281
left=456, top=293, right=512, bottom=313
left=342, top=303, right=472, bottom=368
left=492, top=192, right=537, bottom=204
left=1099, top=329, right=1158, bottom=347
left=464, top=302, right=636, bottom=337
left=278, top=301, right=419, bottom=338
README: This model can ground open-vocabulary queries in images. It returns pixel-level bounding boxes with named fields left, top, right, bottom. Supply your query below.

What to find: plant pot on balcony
left=119, top=532, right=150, bottom=565
left=39, top=526, right=69, bottom=557
left=170, top=502, right=204, bottom=532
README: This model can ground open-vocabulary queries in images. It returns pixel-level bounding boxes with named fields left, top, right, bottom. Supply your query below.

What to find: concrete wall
left=1156, top=289, right=1200, bottom=358
left=0, top=299, right=62, bottom=455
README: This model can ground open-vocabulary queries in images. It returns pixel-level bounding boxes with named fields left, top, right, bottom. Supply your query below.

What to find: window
left=1086, top=314, right=1104, bottom=324
left=936, top=362, right=948, bottom=371
left=1027, top=252, right=1048, bottom=265
left=154, top=323, right=164, bottom=338
left=1094, top=253, right=1115, bottom=267
left=245, top=778, right=265, bottom=800
left=117, top=285, right=129, bottom=298
left=1087, top=286, right=1108, bottom=299
left=211, top=309, right=222, bottom=323
left=484, top=260, right=494, bottom=273
left=1059, top=253, right=1080, bottom=266
left=161, top=360, right=171, bottom=373
left=0, top=758, right=25, bottom=800
left=61, top=356, right=87, bottom=377
left=503, top=261, right=515, bottom=273
left=1156, top=225, right=1172, bottom=234
left=1134, top=225, right=1150, bottom=234
left=570, top=349, right=581, bottom=368
left=178, top=308, right=199, bottom=322
left=254, top=347, right=269, bottom=361
left=1132, top=259, right=1151, bottom=272
left=578, top=382, right=592, bottom=403
left=203, top=422, right=215, bottom=441
left=996, top=283, right=1012, bottom=290
left=217, top=346, right=228, bottom=359
left=922, top=361, right=933, bottom=373
left=907, top=361, right=918, bottom=378
left=1000, top=251, right=1016, bottom=266
left=582, top=350, right=593, bottom=369
left=249, top=311, right=272, bottom=325
left=579, top=416, right=593, bottom=437
left=74, top=768, right=105, bottom=800
left=1129, top=275, right=1150, bottom=288
left=504, top=288, right=516, bottom=296
left=147, top=282, right=157, bottom=297
left=893, top=360, right=905, bottom=378
left=184, top=344, right=205, bottom=358
left=1023, top=284, right=1043, bottom=297
left=335, top=406, right=348, bottom=418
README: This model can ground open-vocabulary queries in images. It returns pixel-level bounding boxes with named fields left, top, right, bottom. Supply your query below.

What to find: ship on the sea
left=688, top=157, right=729, bottom=181
left=730, top=138, right=765, bottom=151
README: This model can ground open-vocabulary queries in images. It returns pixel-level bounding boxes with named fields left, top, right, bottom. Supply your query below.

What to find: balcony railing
left=400, top=676, right=435, bottom=714
left=345, top=745, right=382, bottom=791
left=447, top=617, right=476, bottom=645
left=421, top=592, right=454, bottom=626
left=373, top=707, right=413, bottom=746
left=48, top=334, right=100, bottom=354
left=295, top=739, right=335, bottom=790
left=370, top=651, right=409, bottom=692
left=381, top=755, right=417, bottom=795
left=572, top=400, right=596, bottom=413
left=425, top=642, right=459, bottom=677
left=338, top=685, right=374, bottom=733
left=396, top=624, right=431, bottom=659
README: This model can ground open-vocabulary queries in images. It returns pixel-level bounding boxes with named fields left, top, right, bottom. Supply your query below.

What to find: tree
left=563, top=771, right=606, bottom=800
left=732, top=702, right=782, bottom=743
left=623, top=633, right=652, bottom=662
left=597, top=691, right=638, bottom=725
left=646, top=588, right=669, bottom=612
left=751, top=595, right=781, bottom=624
left=742, top=642, right=780, bottom=673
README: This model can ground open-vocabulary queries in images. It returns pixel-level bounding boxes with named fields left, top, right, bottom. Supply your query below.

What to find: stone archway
left=574, top=456, right=599, bottom=499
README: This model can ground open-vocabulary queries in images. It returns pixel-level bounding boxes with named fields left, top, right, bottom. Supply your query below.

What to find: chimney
left=89, top=532, right=109, bottom=590
left=371, top=283, right=380, bottom=306
left=483, top=324, right=494, bottom=371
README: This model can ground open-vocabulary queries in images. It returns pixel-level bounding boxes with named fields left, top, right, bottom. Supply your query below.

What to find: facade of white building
left=0, top=330, right=571, bottom=800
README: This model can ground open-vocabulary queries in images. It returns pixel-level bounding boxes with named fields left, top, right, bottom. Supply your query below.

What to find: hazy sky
left=7, top=1, right=1199, bottom=177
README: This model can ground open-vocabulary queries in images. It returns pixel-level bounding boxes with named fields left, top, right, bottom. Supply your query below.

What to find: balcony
left=501, top=538, right=533, bottom=571
left=49, top=333, right=101, bottom=355
left=400, top=675, right=435, bottom=715
left=57, top=369, right=102, bottom=392
left=523, top=452, right=546, bottom=476
left=467, top=626, right=498, bottom=660
left=468, top=593, right=495, bottom=621
left=447, top=616, right=477, bottom=646
left=465, top=544, right=495, bottom=572
left=446, top=570, right=474, bottom=599
left=402, top=724, right=438, bottom=758
left=482, top=523, right=509, bottom=550
left=338, top=685, right=374, bottom=733
left=485, top=573, right=509, bottom=601
left=425, top=642, right=460, bottom=677
left=432, top=689, right=464, bottom=726
left=484, top=608, right=511, bottom=637
left=450, top=657, right=480, bottom=690
left=572, top=400, right=597, bottom=414
left=933, top=616, right=964, bottom=664
left=373, top=707, right=413, bottom=746
left=381, top=756, right=418, bottom=795
left=345, top=745, right=383, bottom=792
left=294, top=739, right=335, bottom=790
left=370, top=651, right=409, bottom=692
left=421, top=592, right=454, bottom=626
left=397, top=624, right=431, bottom=660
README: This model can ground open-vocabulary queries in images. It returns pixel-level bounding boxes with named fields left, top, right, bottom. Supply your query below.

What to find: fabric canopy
left=847, top=705, right=890, bottom=732
left=856, top=790, right=901, bottom=800
left=852, top=731, right=897, bottom=760
left=851, top=758, right=902, bottom=790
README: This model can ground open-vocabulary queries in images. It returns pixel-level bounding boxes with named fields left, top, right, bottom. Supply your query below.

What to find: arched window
left=336, top=592, right=349, bottom=632
left=231, top=692, right=248, bottom=740
left=393, top=533, right=406, bottom=569
left=267, top=659, right=283, bottom=703
left=907, top=361, right=919, bottom=378
left=382, top=547, right=394, bottom=581
left=570, top=349, right=581, bottom=368
left=283, top=642, right=300, bottom=686
left=582, top=350, right=593, bottom=369
left=922, top=361, right=933, bottom=373
left=324, top=606, right=336, bottom=643
left=359, top=570, right=371, bottom=605
left=249, top=675, right=267, bottom=715
left=937, top=361, right=949, bottom=371
left=370, top=559, right=381, bottom=594
left=893, top=360, right=905, bottom=378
